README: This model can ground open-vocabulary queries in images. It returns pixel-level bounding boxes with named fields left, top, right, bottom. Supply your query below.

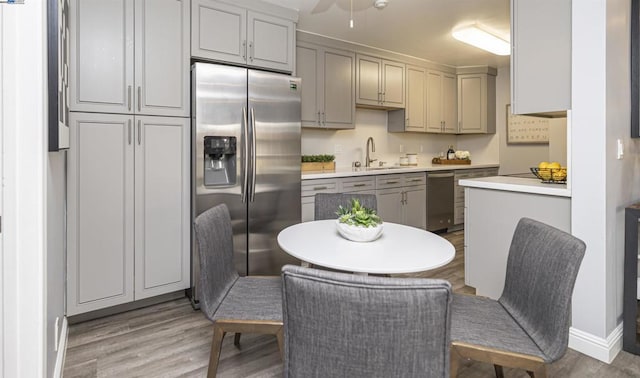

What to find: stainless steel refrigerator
left=191, top=62, right=301, bottom=304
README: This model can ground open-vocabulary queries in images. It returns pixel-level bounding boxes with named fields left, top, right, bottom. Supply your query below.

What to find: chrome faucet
left=365, top=137, right=376, bottom=167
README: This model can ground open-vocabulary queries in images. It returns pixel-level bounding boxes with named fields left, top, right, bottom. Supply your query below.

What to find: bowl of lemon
left=530, top=161, right=567, bottom=183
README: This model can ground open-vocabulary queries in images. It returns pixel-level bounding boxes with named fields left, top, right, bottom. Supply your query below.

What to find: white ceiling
left=263, top=0, right=511, bottom=68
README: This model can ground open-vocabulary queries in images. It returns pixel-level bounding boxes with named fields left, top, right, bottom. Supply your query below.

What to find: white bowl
left=335, top=220, right=383, bottom=242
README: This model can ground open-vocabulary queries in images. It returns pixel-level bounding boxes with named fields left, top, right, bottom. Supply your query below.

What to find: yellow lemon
left=538, top=168, right=551, bottom=180
left=538, top=161, right=550, bottom=169
left=552, top=167, right=567, bottom=181
left=548, top=162, right=561, bottom=169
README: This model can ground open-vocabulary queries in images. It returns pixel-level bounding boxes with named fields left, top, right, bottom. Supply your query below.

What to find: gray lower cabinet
left=301, top=176, right=375, bottom=222
left=375, top=173, right=426, bottom=229
left=454, top=168, right=499, bottom=225
left=67, top=112, right=190, bottom=315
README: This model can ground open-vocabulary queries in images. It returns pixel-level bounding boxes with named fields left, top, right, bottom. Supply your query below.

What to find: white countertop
left=459, top=176, right=571, bottom=197
left=302, top=163, right=500, bottom=180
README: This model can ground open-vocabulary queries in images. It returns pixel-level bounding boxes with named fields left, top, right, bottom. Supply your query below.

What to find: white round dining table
left=277, top=220, right=455, bottom=275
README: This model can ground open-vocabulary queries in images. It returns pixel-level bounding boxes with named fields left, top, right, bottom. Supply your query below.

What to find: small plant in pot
left=335, top=199, right=383, bottom=242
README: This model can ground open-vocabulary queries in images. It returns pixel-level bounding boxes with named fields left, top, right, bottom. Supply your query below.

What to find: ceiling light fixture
left=349, top=0, right=354, bottom=28
left=373, top=0, right=388, bottom=9
left=452, top=24, right=510, bottom=56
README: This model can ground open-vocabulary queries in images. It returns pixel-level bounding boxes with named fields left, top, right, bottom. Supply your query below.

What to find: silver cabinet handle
left=242, top=107, right=249, bottom=203
left=322, top=112, right=326, bottom=126
left=249, top=42, right=254, bottom=62
left=250, top=107, right=257, bottom=202
left=317, top=111, right=321, bottom=126
left=127, top=120, right=132, bottom=145
left=313, top=186, right=328, bottom=191
left=137, top=120, right=141, bottom=145
left=353, top=183, right=366, bottom=187
left=242, top=40, right=246, bottom=61
left=385, top=180, right=399, bottom=184
left=409, top=179, right=422, bottom=182
left=137, top=86, right=141, bottom=112
left=127, top=86, right=132, bottom=111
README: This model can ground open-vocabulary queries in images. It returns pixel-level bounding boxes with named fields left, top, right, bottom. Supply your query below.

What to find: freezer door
left=247, top=70, right=301, bottom=275
left=192, top=63, right=249, bottom=280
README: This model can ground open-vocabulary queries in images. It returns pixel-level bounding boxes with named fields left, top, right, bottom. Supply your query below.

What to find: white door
left=134, top=0, right=190, bottom=117
left=426, top=71, right=443, bottom=133
left=191, top=0, right=247, bottom=65
left=67, top=113, right=135, bottom=315
left=69, top=0, right=134, bottom=114
left=247, top=11, right=294, bottom=72
left=134, top=116, right=189, bottom=299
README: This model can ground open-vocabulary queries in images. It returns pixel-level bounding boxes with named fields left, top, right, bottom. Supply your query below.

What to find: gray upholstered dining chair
left=281, top=265, right=453, bottom=378
left=194, top=204, right=283, bottom=378
left=314, top=192, right=377, bottom=220
left=450, top=217, right=586, bottom=378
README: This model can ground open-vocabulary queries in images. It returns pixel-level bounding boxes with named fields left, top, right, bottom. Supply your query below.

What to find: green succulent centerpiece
left=335, top=199, right=383, bottom=242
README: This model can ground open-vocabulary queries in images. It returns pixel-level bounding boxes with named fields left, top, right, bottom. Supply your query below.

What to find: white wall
left=568, top=0, right=640, bottom=362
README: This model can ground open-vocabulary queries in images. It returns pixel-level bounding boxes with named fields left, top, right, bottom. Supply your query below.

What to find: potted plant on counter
left=335, top=199, right=383, bottom=242
left=301, top=154, right=336, bottom=172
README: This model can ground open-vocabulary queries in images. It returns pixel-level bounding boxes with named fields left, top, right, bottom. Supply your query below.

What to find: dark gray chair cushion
left=194, top=204, right=282, bottom=322
left=281, top=265, right=452, bottom=378
left=314, top=193, right=378, bottom=220
left=451, top=217, right=586, bottom=363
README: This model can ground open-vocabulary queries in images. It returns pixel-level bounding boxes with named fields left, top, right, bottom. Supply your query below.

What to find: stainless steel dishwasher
left=426, top=171, right=454, bottom=231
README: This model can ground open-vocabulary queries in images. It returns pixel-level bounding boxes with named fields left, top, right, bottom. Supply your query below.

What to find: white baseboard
left=568, top=322, right=623, bottom=363
left=53, top=317, right=68, bottom=378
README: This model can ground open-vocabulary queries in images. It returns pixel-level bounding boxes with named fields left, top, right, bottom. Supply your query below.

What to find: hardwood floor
left=63, top=230, right=640, bottom=377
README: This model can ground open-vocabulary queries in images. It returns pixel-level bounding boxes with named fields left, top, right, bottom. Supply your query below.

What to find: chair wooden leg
left=450, top=346, right=461, bottom=378
left=234, top=333, right=241, bottom=348
left=528, top=364, right=548, bottom=378
left=207, top=326, right=226, bottom=378
left=276, top=326, right=284, bottom=360
left=494, top=364, right=505, bottom=378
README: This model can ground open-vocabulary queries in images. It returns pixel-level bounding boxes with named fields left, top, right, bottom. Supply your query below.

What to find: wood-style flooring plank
left=63, top=229, right=640, bottom=377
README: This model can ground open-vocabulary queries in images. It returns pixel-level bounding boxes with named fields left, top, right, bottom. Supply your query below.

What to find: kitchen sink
left=365, top=166, right=403, bottom=170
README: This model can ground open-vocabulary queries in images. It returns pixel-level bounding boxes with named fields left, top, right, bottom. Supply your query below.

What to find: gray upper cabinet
left=70, top=0, right=190, bottom=117
left=511, top=0, right=571, bottom=114
left=457, top=71, right=496, bottom=134
left=388, top=65, right=426, bottom=132
left=426, top=70, right=457, bottom=133
left=192, top=0, right=295, bottom=73
left=356, top=54, right=405, bottom=109
left=297, top=42, right=355, bottom=129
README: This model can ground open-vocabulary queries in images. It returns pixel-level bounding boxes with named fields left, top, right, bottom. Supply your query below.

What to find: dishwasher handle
left=428, top=172, right=454, bottom=178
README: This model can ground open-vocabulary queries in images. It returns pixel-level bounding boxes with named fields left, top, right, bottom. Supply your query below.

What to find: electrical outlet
left=54, top=317, right=59, bottom=351
left=420, top=145, right=424, bottom=153
left=617, top=139, right=624, bottom=159
left=399, top=144, right=404, bottom=153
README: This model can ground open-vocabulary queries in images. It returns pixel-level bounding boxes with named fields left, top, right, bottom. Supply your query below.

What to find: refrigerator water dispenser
left=203, top=136, right=236, bottom=186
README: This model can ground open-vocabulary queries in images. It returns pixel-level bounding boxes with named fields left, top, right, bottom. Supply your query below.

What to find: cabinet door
left=442, top=74, right=458, bottom=133
left=426, top=71, right=443, bottom=133
left=356, top=55, right=382, bottom=106
left=134, top=0, right=190, bottom=117
left=405, top=66, right=426, bottom=131
left=69, top=0, right=134, bottom=114
left=323, top=48, right=355, bottom=129
left=382, top=60, right=405, bottom=108
left=458, top=74, right=485, bottom=133
left=247, top=11, right=294, bottom=72
left=297, top=44, right=320, bottom=127
left=404, top=185, right=427, bottom=230
left=376, top=188, right=403, bottom=224
left=191, top=0, right=247, bottom=65
left=134, top=116, right=190, bottom=299
left=67, top=113, right=134, bottom=315
left=511, top=0, right=570, bottom=114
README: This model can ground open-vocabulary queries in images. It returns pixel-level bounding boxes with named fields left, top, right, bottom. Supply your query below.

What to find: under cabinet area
left=69, top=0, right=190, bottom=117
left=297, top=42, right=355, bottom=129
left=191, top=0, right=296, bottom=73
left=67, top=113, right=190, bottom=315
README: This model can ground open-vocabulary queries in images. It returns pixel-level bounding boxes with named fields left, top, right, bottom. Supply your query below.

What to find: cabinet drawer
left=341, top=177, right=375, bottom=192
left=301, top=178, right=338, bottom=197
left=403, top=173, right=426, bottom=186
left=376, top=174, right=404, bottom=189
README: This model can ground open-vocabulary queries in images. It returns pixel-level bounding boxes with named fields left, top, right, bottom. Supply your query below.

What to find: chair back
left=498, top=217, right=586, bottom=362
left=194, top=204, right=239, bottom=320
left=281, top=265, right=452, bottom=378
left=314, top=193, right=378, bottom=220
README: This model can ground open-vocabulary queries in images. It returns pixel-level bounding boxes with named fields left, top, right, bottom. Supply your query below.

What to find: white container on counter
left=407, top=153, right=418, bottom=165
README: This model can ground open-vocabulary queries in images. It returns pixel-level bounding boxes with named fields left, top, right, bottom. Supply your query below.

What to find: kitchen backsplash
left=301, top=108, right=499, bottom=168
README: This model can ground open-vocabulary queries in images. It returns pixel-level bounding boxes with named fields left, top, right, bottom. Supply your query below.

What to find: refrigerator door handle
left=250, top=107, right=257, bottom=202
left=242, top=106, right=249, bottom=203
